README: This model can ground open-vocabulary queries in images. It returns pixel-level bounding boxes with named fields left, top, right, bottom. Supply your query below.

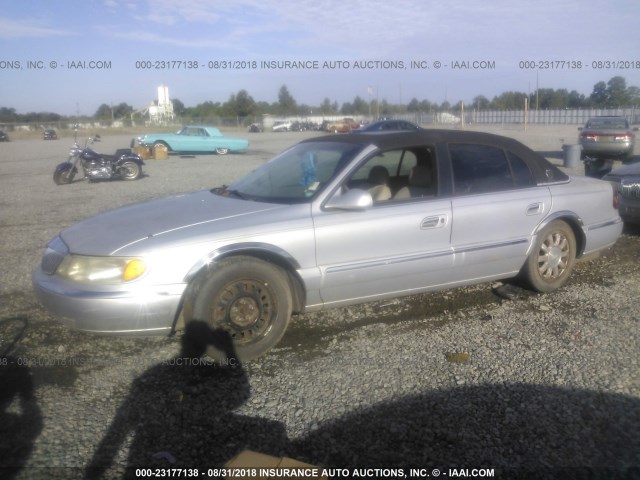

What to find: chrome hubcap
left=537, top=232, right=570, bottom=280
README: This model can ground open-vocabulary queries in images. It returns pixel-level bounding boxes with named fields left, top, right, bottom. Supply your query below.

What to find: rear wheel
left=53, top=167, right=75, bottom=185
left=185, top=256, right=293, bottom=361
left=215, top=147, right=229, bottom=155
left=119, top=161, right=141, bottom=180
left=522, top=220, right=576, bottom=292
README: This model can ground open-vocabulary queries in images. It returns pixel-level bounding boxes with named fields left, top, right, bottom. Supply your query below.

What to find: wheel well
left=543, top=216, right=586, bottom=257
left=188, top=250, right=306, bottom=313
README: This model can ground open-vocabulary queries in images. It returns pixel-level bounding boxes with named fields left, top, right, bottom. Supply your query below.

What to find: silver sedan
left=578, top=116, right=637, bottom=160
left=33, top=130, right=623, bottom=360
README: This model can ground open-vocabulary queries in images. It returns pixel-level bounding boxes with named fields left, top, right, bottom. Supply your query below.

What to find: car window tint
left=508, top=152, right=535, bottom=187
left=450, top=144, right=514, bottom=194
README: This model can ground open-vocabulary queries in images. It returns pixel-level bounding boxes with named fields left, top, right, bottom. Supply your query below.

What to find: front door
left=313, top=146, right=455, bottom=307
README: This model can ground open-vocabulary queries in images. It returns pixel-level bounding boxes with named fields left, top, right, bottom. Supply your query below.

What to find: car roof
left=302, top=129, right=569, bottom=184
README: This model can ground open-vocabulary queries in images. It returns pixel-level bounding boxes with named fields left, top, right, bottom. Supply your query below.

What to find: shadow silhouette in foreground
left=86, top=320, right=639, bottom=479
left=85, top=321, right=288, bottom=479
left=290, top=383, right=639, bottom=478
left=0, top=316, right=43, bottom=480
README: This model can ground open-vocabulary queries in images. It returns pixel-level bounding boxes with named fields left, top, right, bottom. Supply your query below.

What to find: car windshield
left=222, top=141, right=364, bottom=203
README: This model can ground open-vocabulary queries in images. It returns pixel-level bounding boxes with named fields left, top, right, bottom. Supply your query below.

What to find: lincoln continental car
left=33, top=130, right=623, bottom=360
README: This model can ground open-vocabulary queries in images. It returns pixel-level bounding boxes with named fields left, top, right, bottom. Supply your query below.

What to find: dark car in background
left=43, top=129, right=58, bottom=140
left=603, top=162, right=640, bottom=224
left=0, top=130, right=9, bottom=142
left=353, top=119, right=422, bottom=132
left=578, top=116, right=637, bottom=160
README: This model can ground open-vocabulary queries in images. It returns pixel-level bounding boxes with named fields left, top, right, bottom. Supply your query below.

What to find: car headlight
left=56, top=255, right=147, bottom=284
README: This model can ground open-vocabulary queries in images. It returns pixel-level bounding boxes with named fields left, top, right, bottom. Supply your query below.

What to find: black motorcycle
left=53, top=129, right=144, bottom=185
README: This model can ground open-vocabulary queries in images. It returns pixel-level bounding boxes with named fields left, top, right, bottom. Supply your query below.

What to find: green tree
left=224, top=90, right=256, bottom=119
left=277, top=85, right=297, bottom=115
left=472, top=96, right=490, bottom=109
left=606, top=76, right=629, bottom=107
left=590, top=81, right=608, bottom=107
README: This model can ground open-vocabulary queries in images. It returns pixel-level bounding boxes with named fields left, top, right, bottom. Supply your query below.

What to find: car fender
left=183, top=241, right=306, bottom=311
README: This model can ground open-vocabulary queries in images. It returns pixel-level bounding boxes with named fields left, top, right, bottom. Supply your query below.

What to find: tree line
left=1, top=76, right=638, bottom=125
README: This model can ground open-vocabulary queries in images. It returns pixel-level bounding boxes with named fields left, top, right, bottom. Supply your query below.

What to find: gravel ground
left=1, top=126, right=639, bottom=479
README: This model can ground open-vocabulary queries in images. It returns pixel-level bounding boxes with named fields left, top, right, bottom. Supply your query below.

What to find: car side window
left=345, top=147, right=436, bottom=203
left=450, top=143, right=529, bottom=195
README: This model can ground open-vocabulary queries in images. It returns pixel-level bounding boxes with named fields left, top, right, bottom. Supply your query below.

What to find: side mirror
left=324, top=188, right=373, bottom=211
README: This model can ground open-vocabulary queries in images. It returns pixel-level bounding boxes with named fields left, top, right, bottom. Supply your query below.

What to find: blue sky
left=1, top=0, right=640, bottom=115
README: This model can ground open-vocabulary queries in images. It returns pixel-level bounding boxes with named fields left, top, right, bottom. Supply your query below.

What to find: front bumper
left=32, top=268, right=185, bottom=335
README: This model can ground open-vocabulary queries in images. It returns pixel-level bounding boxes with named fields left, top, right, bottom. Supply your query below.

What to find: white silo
left=158, top=84, right=170, bottom=107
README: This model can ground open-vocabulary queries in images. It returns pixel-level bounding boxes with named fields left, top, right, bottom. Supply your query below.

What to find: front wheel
left=215, top=147, right=229, bottom=155
left=521, top=220, right=576, bottom=292
left=53, top=167, right=75, bottom=185
left=185, top=256, right=293, bottom=361
left=118, top=161, right=141, bottom=181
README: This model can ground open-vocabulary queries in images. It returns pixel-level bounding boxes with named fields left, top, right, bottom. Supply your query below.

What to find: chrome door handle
left=421, top=215, right=447, bottom=229
left=526, top=203, right=543, bottom=216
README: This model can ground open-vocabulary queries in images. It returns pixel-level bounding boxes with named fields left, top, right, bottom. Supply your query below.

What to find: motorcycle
left=53, top=128, right=145, bottom=185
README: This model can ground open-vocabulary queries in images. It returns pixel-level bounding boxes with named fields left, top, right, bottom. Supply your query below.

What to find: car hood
left=60, top=190, right=286, bottom=256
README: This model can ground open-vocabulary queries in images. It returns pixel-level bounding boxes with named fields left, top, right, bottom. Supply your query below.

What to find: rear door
left=448, top=143, right=551, bottom=279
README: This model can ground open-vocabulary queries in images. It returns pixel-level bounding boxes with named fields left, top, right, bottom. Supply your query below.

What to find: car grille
left=621, top=179, right=640, bottom=199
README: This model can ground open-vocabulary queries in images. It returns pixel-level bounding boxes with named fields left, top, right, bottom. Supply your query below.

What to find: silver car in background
left=33, top=130, right=623, bottom=360
left=578, top=116, right=637, bottom=160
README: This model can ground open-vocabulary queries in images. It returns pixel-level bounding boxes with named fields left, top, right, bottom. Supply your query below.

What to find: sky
left=1, top=0, right=640, bottom=116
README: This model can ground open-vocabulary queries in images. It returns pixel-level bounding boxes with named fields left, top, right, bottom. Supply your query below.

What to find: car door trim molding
left=325, top=249, right=453, bottom=274
left=452, top=238, right=529, bottom=255
left=588, top=218, right=623, bottom=231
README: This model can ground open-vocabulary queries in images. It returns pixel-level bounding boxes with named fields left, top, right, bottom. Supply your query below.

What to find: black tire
left=215, top=147, right=229, bottom=155
left=53, top=168, right=75, bottom=185
left=185, top=256, right=293, bottom=361
left=522, top=220, right=576, bottom=292
left=119, top=161, right=141, bottom=180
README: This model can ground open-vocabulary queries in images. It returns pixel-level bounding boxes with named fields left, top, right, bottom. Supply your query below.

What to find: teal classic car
left=138, top=126, right=249, bottom=155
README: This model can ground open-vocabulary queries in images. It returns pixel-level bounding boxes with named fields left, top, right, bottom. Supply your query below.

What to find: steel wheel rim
left=216, top=148, right=229, bottom=155
left=537, top=231, right=570, bottom=280
left=210, top=278, right=275, bottom=346
left=122, top=163, right=139, bottom=179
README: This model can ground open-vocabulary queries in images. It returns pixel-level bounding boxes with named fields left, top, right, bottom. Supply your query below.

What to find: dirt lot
left=1, top=125, right=639, bottom=478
